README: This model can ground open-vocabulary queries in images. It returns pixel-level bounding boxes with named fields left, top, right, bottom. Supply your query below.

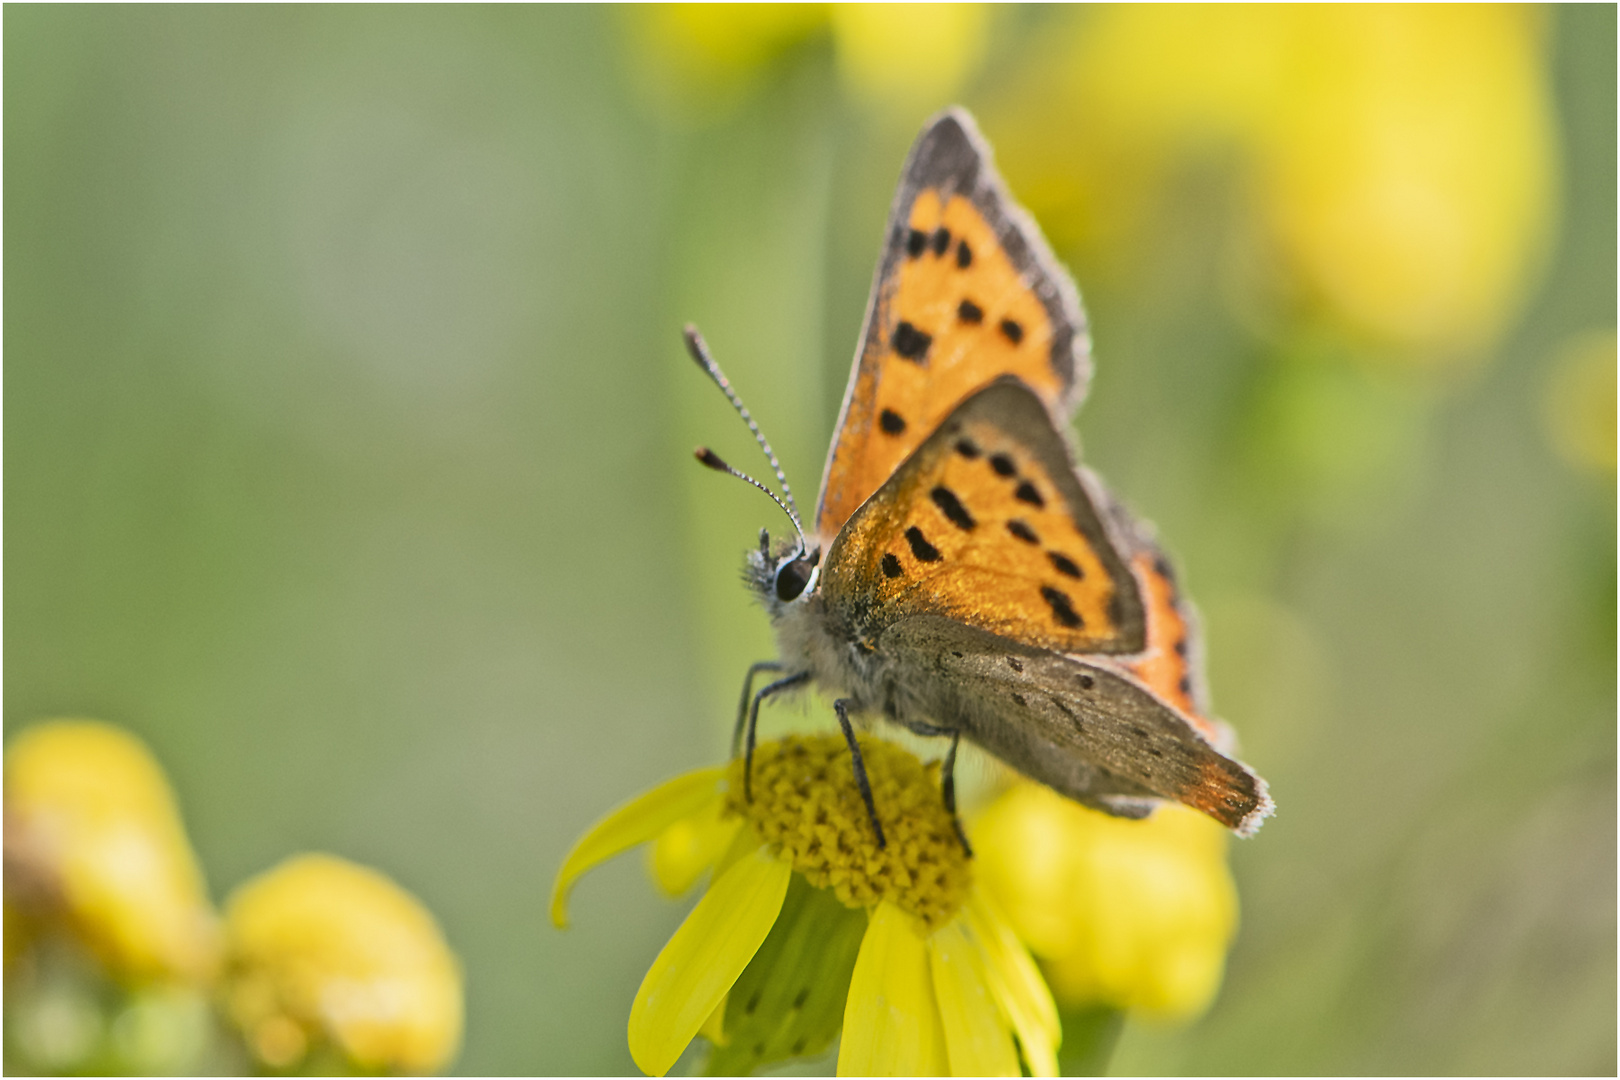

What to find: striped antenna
left=684, top=326, right=808, bottom=554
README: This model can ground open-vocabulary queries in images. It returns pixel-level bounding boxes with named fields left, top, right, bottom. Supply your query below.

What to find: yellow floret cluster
left=725, top=734, right=971, bottom=930
left=224, top=854, right=464, bottom=1075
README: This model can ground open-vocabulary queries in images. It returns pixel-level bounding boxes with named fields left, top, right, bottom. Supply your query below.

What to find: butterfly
left=688, top=108, right=1272, bottom=849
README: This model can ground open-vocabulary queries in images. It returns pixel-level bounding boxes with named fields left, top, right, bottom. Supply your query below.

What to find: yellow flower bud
left=973, top=783, right=1237, bottom=1021
left=222, top=854, right=463, bottom=1075
left=4, top=720, right=219, bottom=985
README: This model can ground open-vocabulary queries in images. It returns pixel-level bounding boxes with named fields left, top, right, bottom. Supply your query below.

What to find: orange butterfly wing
left=820, top=378, right=1144, bottom=656
left=1123, top=550, right=1233, bottom=746
left=815, top=109, right=1090, bottom=547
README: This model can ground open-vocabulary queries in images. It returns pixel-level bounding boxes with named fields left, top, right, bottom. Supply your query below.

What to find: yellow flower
left=622, top=4, right=991, bottom=118
left=624, top=3, right=830, bottom=114
left=222, top=853, right=463, bottom=1075
left=3, top=719, right=220, bottom=985
left=972, top=781, right=1237, bottom=1021
left=552, top=734, right=1060, bottom=1076
left=829, top=5, right=991, bottom=114
left=990, top=5, right=1555, bottom=364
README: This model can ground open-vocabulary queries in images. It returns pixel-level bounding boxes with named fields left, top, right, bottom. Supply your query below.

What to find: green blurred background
left=6, top=5, right=1614, bottom=1074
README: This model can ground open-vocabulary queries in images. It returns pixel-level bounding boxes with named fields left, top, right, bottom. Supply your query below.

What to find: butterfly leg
left=833, top=699, right=887, bottom=850
left=940, top=731, right=972, bottom=857
left=732, top=660, right=785, bottom=759
left=897, top=720, right=973, bottom=856
left=744, top=671, right=810, bottom=803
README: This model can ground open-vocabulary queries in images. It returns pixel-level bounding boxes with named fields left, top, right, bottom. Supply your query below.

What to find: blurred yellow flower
left=625, top=4, right=829, bottom=114
left=830, top=5, right=991, bottom=113
left=4, top=719, right=220, bottom=985
left=1542, top=329, right=1617, bottom=474
left=623, top=4, right=991, bottom=118
left=972, top=782, right=1237, bottom=1021
left=553, top=734, right=1059, bottom=1077
left=991, top=5, right=1555, bottom=364
left=222, top=853, right=463, bottom=1075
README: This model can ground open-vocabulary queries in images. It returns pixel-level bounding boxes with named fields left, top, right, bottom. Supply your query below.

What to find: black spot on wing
left=989, top=453, right=1017, bottom=477
left=1007, top=519, right=1040, bottom=544
left=881, top=553, right=902, bottom=578
left=957, top=299, right=984, bottom=324
left=1041, top=585, right=1083, bottom=628
left=1178, top=675, right=1192, bottom=696
left=1006, top=656, right=1023, bottom=673
left=879, top=408, right=906, bottom=434
left=956, top=240, right=973, bottom=268
left=892, top=321, right=932, bottom=362
left=905, top=526, right=941, bottom=562
left=1173, top=637, right=1188, bottom=657
left=954, top=437, right=981, bottom=459
left=1054, top=698, right=1083, bottom=733
left=1078, top=673, right=1095, bottom=690
left=1047, top=551, right=1083, bottom=578
left=930, top=485, right=976, bottom=531
left=1011, top=692, right=1027, bottom=707
left=906, top=229, right=927, bottom=257
left=931, top=227, right=951, bottom=256
left=1015, top=481, right=1045, bottom=507
left=999, top=318, right=1024, bottom=344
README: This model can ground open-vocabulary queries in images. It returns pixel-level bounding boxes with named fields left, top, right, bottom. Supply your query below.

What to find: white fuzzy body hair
left=746, top=545, right=890, bottom=721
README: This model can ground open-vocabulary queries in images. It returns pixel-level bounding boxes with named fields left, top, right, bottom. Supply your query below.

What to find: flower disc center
left=725, top=734, right=971, bottom=930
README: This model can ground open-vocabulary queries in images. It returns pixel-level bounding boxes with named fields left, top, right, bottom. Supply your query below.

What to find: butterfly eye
left=774, top=554, right=816, bottom=602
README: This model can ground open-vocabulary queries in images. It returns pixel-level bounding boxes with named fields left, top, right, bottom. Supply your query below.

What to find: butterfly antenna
left=683, top=326, right=808, bottom=548
left=693, top=446, right=809, bottom=554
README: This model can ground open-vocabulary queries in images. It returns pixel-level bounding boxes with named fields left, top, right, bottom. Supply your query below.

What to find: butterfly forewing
left=821, top=378, right=1145, bottom=656
left=816, top=109, right=1090, bottom=545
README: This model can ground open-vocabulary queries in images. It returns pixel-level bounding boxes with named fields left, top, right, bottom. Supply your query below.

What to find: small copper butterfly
left=688, top=108, right=1272, bottom=848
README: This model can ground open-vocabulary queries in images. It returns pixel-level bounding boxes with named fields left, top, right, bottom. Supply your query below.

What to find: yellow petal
left=964, top=892, right=1060, bottom=1077
left=628, top=846, right=790, bottom=1077
left=929, top=921, right=1021, bottom=1076
left=648, top=798, right=742, bottom=898
left=838, top=901, right=949, bottom=1076
left=550, top=766, right=724, bottom=929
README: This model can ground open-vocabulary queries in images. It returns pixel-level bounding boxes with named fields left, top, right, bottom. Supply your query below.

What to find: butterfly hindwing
left=877, top=615, right=1272, bottom=836
left=1103, top=500, right=1235, bottom=750
left=815, top=376, right=1271, bottom=833
left=815, top=108, right=1091, bottom=545
left=820, top=377, right=1144, bottom=656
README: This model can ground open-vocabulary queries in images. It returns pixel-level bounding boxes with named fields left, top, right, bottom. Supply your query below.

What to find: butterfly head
left=746, top=528, right=822, bottom=609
